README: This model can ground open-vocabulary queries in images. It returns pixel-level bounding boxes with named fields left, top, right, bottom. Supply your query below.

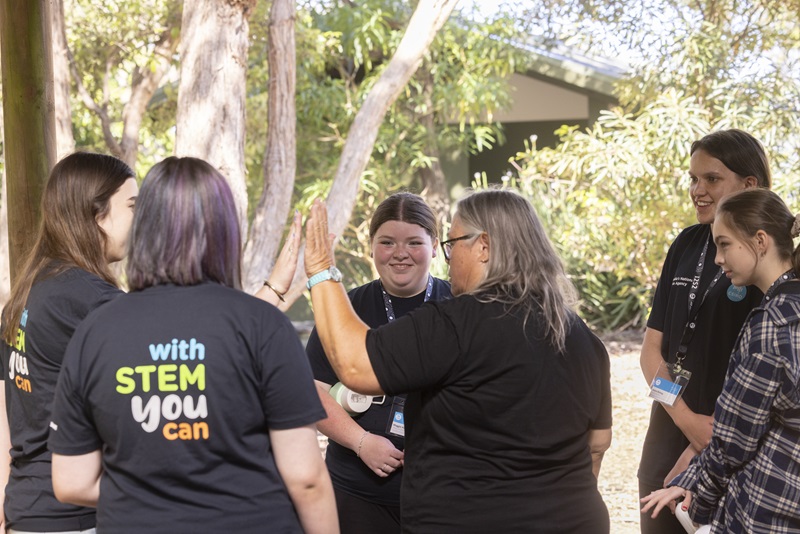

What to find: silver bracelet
left=356, top=431, right=370, bottom=458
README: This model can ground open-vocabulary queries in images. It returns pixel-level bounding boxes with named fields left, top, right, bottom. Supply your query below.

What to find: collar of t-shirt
left=384, top=290, right=427, bottom=320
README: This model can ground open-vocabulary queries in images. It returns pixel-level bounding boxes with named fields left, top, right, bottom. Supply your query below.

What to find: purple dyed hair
left=126, top=157, right=242, bottom=290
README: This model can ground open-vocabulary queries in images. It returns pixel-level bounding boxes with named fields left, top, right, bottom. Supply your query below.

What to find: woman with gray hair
left=304, top=187, right=612, bottom=533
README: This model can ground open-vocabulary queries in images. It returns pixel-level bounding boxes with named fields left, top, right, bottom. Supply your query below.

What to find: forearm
left=255, top=281, right=287, bottom=309
left=315, top=383, right=368, bottom=452
left=640, top=328, right=711, bottom=448
left=311, top=281, right=379, bottom=394
left=0, top=385, right=11, bottom=528
left=588, top=428, right=612, bottom=478
left=288, top=472, right=339, bottom=534
left=272, top=425, right=338, bottom=534
left=52, top=451, right=102, bottom=507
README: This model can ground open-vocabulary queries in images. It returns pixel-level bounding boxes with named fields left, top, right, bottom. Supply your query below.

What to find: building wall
left=443, top=72, right=617, bottom=191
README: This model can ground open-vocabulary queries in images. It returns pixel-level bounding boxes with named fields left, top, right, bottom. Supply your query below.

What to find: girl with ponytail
left=642, top=188, right=800, bottom=533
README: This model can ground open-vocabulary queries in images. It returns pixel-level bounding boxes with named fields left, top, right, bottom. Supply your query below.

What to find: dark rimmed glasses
left=440, top=234, right=477, bottom=262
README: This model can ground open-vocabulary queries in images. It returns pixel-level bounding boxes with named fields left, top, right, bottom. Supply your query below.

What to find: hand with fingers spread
left=640, top=485, right=691, bottom=519
left=304, top=199, right=336, bottom=278
left=358, top=433, right=405, bottom=478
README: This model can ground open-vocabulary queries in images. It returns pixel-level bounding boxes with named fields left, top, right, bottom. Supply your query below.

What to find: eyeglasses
left=440, top=234, right=476, bottom=262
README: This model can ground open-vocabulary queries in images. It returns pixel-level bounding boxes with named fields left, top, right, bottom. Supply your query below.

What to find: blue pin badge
left=727, top=284, right=747, bottom=302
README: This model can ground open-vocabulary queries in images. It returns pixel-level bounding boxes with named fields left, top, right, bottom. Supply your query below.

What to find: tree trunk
left=242, top=0, right=296, bottom=294
left=416, top=62, right=451, bottom=231
left=175, top=0, right=254, bottom=240
left=51, top=0, right=73, bottom=159
left=279, top=0, right=460, bottom=306
left=71, top=5, right=180, bottom=170
left=0, top=0, right=56, bottom=283
left=0, top=136, right=9, bottom=306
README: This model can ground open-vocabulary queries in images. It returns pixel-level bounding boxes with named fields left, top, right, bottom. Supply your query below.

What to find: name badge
left=386, top=397, right=405, bottom=437
left=648, top=361, right=691, bottom=407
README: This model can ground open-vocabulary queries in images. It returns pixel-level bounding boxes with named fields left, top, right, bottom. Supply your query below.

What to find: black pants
left=639, top=479, right=688, bottom=534
left=334, top=487, right=401, bottom=534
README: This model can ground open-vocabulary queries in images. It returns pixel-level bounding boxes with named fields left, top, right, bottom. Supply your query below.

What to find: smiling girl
left=638, top=130, right=773, bottom=534
left=641, top=188, right=800, bottom=533
left=305, top=192, right=451, bottom=534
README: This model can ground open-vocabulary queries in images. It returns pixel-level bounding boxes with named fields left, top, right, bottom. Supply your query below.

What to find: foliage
left=504, top=0, right=800, bottom=331
left=249, top=0, right=528, bottom=288
left=66, top=0, right=177, bottom=174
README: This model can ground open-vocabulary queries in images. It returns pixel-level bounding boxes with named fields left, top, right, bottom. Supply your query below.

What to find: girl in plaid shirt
left=642, top=188, right=800, bottom=533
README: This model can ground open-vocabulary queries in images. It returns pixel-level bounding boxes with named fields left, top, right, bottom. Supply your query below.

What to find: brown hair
left=691, top=129, right=772, bottom=189
left=2, top=152, right=134, bottom=344
left=368, top=192, right=439, bottom=243
left=716, top=189, right=800, bottom=272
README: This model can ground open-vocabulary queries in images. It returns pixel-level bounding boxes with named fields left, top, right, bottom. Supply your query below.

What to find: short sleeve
left=366, top=300, right=463, bottom=395
left=48, top=323, right=103, bottom=455
left=306, top=327, right=339, bottom=386
left=258, top=313, right=326, bottom=430
left=647, top=235, right=681, bottom=332
left=590, top=334, right=613, bottom=429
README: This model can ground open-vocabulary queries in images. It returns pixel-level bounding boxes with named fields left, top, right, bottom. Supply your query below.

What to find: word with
left=149, top=338, right=205, bottom=361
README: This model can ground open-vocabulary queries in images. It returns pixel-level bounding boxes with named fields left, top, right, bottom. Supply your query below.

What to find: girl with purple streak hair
left=47, top=157, right=338, bottom=534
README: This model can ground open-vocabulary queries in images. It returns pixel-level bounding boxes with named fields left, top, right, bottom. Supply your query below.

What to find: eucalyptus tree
left=66, top=0, right=180, bottom=170
left=243, top=0, right=525, bottom=295
left=0, top=0, right=56, bottom=282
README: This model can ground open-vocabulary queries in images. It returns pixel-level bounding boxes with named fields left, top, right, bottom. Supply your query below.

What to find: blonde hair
left=455, top=187, right=577, bottom=352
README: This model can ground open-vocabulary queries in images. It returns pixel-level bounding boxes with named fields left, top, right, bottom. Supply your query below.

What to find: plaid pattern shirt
left=673, top=281, right=800, bottom=533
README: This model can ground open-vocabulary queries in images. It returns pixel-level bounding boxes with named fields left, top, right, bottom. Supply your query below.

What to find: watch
left=306, top=266, right=343, bottom=290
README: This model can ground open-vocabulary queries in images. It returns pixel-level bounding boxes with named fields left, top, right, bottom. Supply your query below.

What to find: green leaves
left=503, top=0, right=800, bottom=331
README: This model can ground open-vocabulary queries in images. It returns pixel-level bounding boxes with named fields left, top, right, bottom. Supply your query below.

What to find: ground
left=599, top=329, right=649, bottom=533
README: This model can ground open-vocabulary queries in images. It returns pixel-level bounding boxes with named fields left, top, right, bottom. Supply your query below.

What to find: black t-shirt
left=306, top=277, right=452, bottom=506
left=48, top=282, right=326, bottom=533
left=0, top=267, right=121, bottom=531
left=638, top=224, right=763, bottom=487
left=366, top=294, right=611, bottom=533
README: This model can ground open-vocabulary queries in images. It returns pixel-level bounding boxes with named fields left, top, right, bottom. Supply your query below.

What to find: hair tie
left=792, top=214, right=800, bottom=239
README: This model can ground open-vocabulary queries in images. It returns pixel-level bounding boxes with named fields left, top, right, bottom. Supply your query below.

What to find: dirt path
left=600, top=331, right=648, bottom=533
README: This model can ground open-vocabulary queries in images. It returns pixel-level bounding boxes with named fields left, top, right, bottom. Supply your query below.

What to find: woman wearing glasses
left=304, top=188, right=612, bottom=533
left=306, top=192, right=450, bottom=534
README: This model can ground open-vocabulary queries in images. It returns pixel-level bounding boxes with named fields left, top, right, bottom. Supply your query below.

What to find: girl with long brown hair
left=0, top=152, right=136, bottom=534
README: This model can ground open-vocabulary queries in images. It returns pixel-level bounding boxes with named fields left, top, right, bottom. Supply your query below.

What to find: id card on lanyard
left=379, top=275, right=433, bottom=437
left=648, top=235, right=723, bottom=406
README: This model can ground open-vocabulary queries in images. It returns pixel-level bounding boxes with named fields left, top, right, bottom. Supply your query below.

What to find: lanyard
left=676, top=235, right=724, bottom=368
left=380, top=275, right=434, bottom=322
left=764, top=269, right=797, bottom=302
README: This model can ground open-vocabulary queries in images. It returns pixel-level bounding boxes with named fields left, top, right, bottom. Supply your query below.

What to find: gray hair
left=455, top=187, right=577, bottom=352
